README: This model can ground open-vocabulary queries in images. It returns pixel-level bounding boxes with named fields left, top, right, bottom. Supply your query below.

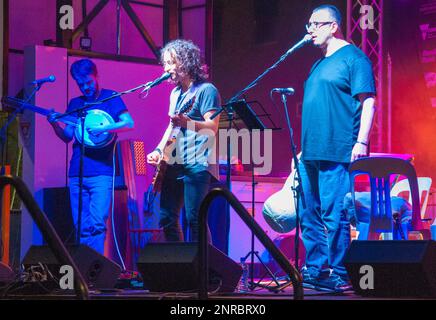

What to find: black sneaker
left=315, top=274, right=353, bottom=293
left=301, top=268, right=322, bottom=290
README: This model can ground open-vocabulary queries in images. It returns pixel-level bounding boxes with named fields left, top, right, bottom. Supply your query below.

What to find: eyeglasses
left=305, top=21, right=334, bottom=31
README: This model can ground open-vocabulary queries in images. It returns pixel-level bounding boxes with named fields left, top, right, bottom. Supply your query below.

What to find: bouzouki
left=2, top=96, right=115, bottom=148
left=151, top=96, right=196, bottom=193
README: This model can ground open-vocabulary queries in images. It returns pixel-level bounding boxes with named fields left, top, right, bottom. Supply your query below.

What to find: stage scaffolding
left=347, top=0, right=391, bottom=152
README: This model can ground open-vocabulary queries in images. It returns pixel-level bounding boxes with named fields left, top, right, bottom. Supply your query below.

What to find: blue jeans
left=69, top=176, right=113, bottom=254
left=159, top=165, right=211, bottom=242
left=298, top=160, right=351, bottom=279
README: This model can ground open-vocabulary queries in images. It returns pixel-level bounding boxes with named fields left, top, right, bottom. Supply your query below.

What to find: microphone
left=143, top=72, right=171, bottom=91
left=31, top=75, right=56, bottom=85
left=272, top=87, right=295, bottom=95
left=285, top=34, right=312, bottom=55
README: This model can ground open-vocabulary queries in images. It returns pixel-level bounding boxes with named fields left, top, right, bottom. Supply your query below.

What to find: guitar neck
left=29, top=104, right=77, bottom=126
left=4, top=97, right=77, bottom=126
left=19, top=101, right=52, bottom=116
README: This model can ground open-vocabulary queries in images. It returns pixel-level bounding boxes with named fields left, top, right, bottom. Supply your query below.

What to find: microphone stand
left=280, top=93, right=305, bottom=271
left=1, top=84, right=42, bottom=174
left=210, top=34, right=311, bottom=186
left=54, top=101, right=92, bottom=246
left=75, top=82, right=154, bottom=109
left=52, top=79, right=163, bottom=246
left=0, top=84, right=41, bottom=259
left=208, top=35, right=310, bottom=290
left=211, top=35, right=311, bottom=188
left=77, top=110, right=86, bottom=246
left=267, top=92, right=306, bottom=293
left=211, top=34, right=312, bottom=121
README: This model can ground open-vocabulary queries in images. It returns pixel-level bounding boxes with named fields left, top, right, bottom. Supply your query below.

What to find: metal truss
left=347, top=0, right=387, bottom=152
left=65, top=0, right=213, bottom=67
left=70, top=0, right=160, bottom=59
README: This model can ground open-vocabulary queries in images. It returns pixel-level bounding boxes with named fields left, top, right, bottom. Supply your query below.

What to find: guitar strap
left=167, top=85, right=200, bottom=172
left=174, top=93, right=185, bottom=115
left=173, top=82, right=200, bottom=115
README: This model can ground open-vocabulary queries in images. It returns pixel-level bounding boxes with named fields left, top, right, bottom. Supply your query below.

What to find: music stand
left=218, top=99, right=281, bottom=291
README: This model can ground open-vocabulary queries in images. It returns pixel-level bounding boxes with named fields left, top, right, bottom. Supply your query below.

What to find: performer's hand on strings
left=87, top=124, right=107, bottom=136
left=170, top=114, right=189, bottom=128
left=47, top=109, right=60, bottom=124
left=147, top=150, right=162, bottom=166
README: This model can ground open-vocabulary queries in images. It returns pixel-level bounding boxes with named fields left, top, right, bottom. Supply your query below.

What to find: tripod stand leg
left=251, top=251, right=280, bottom=287
left=243, top=250, right=284, bottom=292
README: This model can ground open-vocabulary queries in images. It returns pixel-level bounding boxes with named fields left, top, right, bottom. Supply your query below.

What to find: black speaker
left=22, top=245, right=122, bottom=289
left=0, top=262, right=15, bottom=285
left=344, top=240, right=436, bottom=297
left=136, top=243, right=242, bottom=293
left=43, top=187, right=75, bottom=244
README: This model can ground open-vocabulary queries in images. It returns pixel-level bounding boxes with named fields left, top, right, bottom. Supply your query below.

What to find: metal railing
left=198, top=188, right=303, bottom=300
left=0, top=175, right=89, bottom=300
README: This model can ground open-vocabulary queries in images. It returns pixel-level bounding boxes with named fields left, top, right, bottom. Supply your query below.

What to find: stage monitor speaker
left=22, top=245, right=122, bottom=289
left=43, top=187, right=75, bottom=244
left=136, top=242, right=242, bottom=293
left=0, top=262, right=15, bottom=285
left=344, top=240, right=436, bottom=297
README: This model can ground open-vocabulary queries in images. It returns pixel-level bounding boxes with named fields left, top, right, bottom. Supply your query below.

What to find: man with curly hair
left=147, top=39, right=221, bottom=242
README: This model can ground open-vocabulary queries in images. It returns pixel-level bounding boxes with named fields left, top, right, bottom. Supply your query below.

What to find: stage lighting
left=80, top=36, right=92, bottom=51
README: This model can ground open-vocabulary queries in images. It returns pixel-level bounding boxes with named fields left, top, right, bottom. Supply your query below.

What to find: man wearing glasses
left=299, top=5, right=376, bottom=292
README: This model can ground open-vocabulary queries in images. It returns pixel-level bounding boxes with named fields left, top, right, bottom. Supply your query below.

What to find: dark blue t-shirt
left=67, top=89, right=128, bottom=177
left=301, top=45, right=376, bottom=163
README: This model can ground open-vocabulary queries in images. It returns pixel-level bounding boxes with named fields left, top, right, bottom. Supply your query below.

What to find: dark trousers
left=298, top=160, right=351, bottom=279
left=159, top=165, right=212, bottom=242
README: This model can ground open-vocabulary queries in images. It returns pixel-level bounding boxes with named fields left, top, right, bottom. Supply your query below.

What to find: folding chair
left=349, top=157, right=430, bottom=240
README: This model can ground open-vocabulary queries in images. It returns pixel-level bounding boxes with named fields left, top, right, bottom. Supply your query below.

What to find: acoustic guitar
left=2, top=96, right=115, bottom=148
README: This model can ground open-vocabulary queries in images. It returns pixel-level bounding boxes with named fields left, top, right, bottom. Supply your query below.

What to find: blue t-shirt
left=168, top=81, right=221, bottom=180
left=67, top=89, right=128, bottom=177
left=301, top=45, right=376, bottom=163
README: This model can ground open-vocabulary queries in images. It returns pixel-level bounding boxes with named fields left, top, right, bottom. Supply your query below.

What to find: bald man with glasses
left=298, top=4, right=376, bottom=293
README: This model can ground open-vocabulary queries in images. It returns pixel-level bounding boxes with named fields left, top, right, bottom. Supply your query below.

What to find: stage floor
left=2, top=283, right=431, bottom=301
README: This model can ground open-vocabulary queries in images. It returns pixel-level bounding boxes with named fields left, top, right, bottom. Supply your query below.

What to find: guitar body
left=75, top=109, right=116, bottom=148
left=2, top=96, right=115, bottom=148
left=151, top=159, right=167, bottom=193
left=150, top=96, right=196, bottom=193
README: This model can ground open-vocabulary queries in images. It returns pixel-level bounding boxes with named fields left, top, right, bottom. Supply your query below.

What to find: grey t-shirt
left=168, top=81, right=221, bottom=180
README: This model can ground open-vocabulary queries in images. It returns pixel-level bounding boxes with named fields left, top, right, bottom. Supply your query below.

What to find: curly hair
left=160, top=39, right=208, bottom=82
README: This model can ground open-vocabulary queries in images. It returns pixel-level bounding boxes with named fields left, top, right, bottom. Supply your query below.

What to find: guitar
left=262, top=154, right=300, bottom=233
left=2, top=96, right=115, bottom=148
left=151, top=96, right=196, bottom=193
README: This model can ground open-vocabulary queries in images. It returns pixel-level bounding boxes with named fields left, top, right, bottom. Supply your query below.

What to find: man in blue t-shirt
left=299, top=5, right=376, bottom=292
left=48, top=59, right=134, bottom=254
left=147, top=39, right=221, bottom=242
